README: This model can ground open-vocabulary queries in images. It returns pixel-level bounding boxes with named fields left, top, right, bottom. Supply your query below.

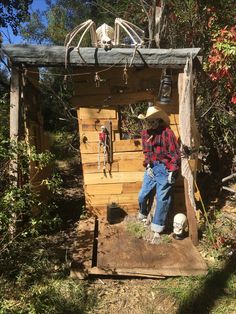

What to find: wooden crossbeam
left=72, top=90, right=154, bottom=107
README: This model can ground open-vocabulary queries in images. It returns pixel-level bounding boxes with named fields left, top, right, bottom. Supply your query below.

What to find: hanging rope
left=129, top=45, right=138, bottom=67
left=123, top=63, right=128, bottom=85
left=22, top=56, right=127, bottom=79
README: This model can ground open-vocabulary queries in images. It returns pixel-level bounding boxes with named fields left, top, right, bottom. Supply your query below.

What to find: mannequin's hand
left=168, top=171, right=175, bottom=184
left=146, top=164, right=154, bottom=178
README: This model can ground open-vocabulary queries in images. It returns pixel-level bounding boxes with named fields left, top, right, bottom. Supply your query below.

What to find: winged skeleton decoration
left=64, top=18, right=145, bottom=67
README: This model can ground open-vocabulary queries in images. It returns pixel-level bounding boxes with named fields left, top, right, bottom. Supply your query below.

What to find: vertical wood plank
left=184, top=178, right=198, bottom=246
left=10, top=66, right=21, bottom=185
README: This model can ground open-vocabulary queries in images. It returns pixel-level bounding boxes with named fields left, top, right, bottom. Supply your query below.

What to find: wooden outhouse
left=3, top=45, right=201, bottom=247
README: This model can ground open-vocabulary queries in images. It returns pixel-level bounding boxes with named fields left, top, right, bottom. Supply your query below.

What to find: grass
left=150, top=259, right=236, bottom=314
left=0, top=235, right=98, bottom=314
left=126, top=220, right=147, bottom=239
left=0, top=279, right=93, bottom=314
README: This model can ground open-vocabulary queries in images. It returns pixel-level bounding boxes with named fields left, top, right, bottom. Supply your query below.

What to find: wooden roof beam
left=2, top=45, right=201, bottom=68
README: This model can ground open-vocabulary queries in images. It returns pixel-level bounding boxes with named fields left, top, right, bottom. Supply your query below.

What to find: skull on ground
left=173, top=213, right=187, bottom=236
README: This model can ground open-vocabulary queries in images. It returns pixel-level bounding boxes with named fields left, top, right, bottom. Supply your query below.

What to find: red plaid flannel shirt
left=141, top=126, right=181, bottom=172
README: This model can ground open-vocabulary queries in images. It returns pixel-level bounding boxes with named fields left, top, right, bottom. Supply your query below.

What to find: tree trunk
left=148, top=0, right=165, bottom=48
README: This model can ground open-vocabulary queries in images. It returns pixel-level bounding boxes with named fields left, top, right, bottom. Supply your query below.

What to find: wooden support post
left=184, top=178, right=198, bottom=246
left=10, top=66, right=21, bottom=185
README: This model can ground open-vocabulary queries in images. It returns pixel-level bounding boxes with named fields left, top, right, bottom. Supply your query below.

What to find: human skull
left=96, top=23, right=114, bottom=51
left=173, top=213, right=187, bottom=235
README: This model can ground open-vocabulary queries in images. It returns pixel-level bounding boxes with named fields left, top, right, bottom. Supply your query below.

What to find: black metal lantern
left=158, top=74, right=172, bottom=105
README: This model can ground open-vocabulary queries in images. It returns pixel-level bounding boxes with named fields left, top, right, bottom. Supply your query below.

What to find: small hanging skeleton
left=98, top=126, right=109, bottom=174
left=64, top=18, right=144, bottom=67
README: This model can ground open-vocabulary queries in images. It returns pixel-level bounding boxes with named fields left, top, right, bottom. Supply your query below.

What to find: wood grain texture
left=71, top=218, right=207, bottom=279
left=83, top=171, right=144, bottom=185
left=81, top=151, right=144, bottom=163
left=86, top=192, right=139, bottom=205
left=184, top=178, right=198, bottom=245
left=80, top=139, right=143, bottom=154
left=79, top=118, right=119, bottom=131
left=97, top=220, right=207, bottom=276
left=82, top=159, right=144, bottom=173
left=86, top=204, right=138, bottom=216
left=78, top=108, right=117, bottom=119
left=113, top=139, right=143, bottom=152
left=72, top=90, right=154, bottom=107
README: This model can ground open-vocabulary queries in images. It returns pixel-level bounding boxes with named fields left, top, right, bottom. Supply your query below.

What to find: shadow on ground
left=177, top=252, right=236, bottom=314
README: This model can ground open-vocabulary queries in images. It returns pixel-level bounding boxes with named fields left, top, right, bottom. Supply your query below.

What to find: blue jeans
left=138, top=163, right=173, bottom=233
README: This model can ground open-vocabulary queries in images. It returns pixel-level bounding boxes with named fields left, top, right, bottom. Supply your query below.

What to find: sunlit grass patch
left=26, top=279, right=96, bottom=314
left=126, top=220, right=147, bottom=239
left=150, top=263, right=236, bottom=314
left=0, top=235, right=98, bottom=314
left=152, top=276, right=204, bottom=306
left=0, top=279, right=97, bottom=314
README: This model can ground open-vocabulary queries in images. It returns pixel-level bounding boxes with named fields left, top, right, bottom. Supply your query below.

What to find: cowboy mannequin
left=137, top=105, right=181, bottom=235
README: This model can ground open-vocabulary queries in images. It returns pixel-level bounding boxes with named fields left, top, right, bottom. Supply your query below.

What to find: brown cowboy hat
left=138, top=106, right=170, bottom=125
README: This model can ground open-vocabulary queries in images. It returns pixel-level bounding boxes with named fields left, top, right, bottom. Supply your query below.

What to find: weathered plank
left=170, top=124, right=180, bottom=138
left=83, top=158, right=143, bottom=173
left=122, top=182, right=142, bottom=193
left=81, top=151, right=144, bottom=163
left=114, top=131, right=120, bottom=141
left=169, top=113, right=179, bottom=125
left=86, top=193, right=139, bottom=205
left=78, top=108, right=117, bottom=119
left=184, top=178, right=198, bottom=246
left=86, top=183, right=123, bottom=195
left=80, top=130, right=115, bottom=142
left=79, top=119, right=119, bottom=131
left=73, top=67, right=162, bottom=85
left=2, top=45, right=201, bottom=67
left=83, top=172, right=144, bottom=185
left=83, top=161, right=119, bottom=173
left=86, top=267, right=165, bottom=278
left=85, top=182, right=142, bottom=195
left=80, top=139, right=143, bottom=154
left=10, top=67, right=21, bottom=185
left=71, top=218, right=207, bottom=279
left=97, top=220, right=207, bottom=276
left=79, top=131, right=99, bottom=143
left=72, top=90, right=154, bottom=107
left=118, top=159, right=143, bottom=171
left=113, top=139, right=143, bottom=152
left=86, top=204, right=138, bottom=216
